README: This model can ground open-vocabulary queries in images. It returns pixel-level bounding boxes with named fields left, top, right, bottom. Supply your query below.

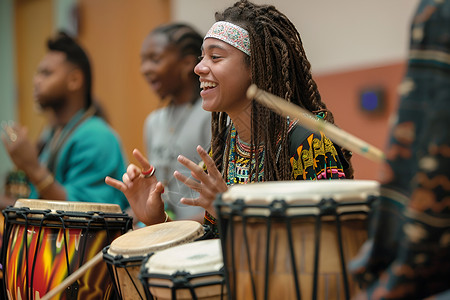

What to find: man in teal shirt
left=2, top=32, right=128, bottom=210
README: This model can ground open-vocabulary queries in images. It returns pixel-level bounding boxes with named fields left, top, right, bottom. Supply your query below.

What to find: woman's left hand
left=174, top=145, right=227, bottom=218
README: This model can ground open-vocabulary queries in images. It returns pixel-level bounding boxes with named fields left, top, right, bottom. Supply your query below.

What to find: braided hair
left=150, top=23, right=203, bottom=97
left=211, top=0, right=354, bottom=181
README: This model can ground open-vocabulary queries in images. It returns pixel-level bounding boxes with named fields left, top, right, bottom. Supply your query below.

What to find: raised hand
left=174, top=145, right=227, bottom=218
left=105, top=148, right=166, bottom=225
left=1, top=121, right=40, bottom=174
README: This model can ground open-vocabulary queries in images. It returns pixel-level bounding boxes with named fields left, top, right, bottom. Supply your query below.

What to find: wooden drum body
left=140, top=239, right=226, bottom=300
left=103, top=220, right=205, bottom=300
left=216, top=180, right=379, bottom=300
left=1, top=199, right=132, bottom=300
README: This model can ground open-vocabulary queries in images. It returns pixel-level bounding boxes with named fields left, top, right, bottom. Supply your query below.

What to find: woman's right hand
left=105, top=149, right=166, bottom=226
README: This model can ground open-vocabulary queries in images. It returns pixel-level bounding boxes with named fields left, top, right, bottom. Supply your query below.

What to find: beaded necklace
left=224, top=123, right=265, bottom=185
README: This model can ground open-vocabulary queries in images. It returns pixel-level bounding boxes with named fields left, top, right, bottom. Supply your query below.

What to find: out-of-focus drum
left=0, top=199, right=132, bottom=300
left=140, top=239, right=226, bottom=300
left=216, top=180, right=379, bottom=300
left=103, top=221, right=205, bottom=300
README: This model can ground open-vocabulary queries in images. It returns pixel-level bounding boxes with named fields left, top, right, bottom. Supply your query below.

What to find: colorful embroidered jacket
left=288, top=124, right=346, bottom=181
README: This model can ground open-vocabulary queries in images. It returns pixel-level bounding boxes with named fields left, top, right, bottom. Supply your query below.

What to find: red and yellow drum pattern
left=1, top=199, right=132, bottom=300
left=5, top=225, right=119, bottom=300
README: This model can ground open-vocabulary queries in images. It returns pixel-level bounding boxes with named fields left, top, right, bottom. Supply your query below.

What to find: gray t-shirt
left=143, top=99, right=211, bottom=219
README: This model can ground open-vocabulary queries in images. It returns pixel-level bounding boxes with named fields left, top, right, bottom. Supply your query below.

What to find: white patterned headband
left=204, top=21, right=251, bottom=56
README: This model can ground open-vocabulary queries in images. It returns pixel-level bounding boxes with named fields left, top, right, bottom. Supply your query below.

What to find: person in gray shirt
left=140, top=23, right=211, bottom=222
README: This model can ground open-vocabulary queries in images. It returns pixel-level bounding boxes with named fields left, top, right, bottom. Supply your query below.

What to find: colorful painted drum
left=103, top=220, right=205, bottom=300
left=140, top=239, right=225, bottom=300
left=1, top=199, right=132, bottom=300
left=216, top=180, right=380, bottom=300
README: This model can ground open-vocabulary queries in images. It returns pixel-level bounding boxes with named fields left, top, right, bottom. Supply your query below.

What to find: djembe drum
left=140, top=239, right=226, bottom=300
left=103, top=220, right=207, bottom=300
left=216, top=180, right=379, bottom=300
left=1, top=199, right=132, bottom=300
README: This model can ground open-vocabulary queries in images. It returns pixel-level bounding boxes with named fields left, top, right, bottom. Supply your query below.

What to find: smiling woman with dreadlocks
left=105, top=0, right=353, bottom=228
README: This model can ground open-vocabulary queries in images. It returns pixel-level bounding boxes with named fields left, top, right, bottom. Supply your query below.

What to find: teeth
left=200, top=81, right=217, bottom=89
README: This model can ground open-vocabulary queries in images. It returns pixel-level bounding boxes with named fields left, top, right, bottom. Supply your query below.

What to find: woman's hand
left=174, top=145, right=227, bottom=218
left=105, top=149, right=166, bottom=226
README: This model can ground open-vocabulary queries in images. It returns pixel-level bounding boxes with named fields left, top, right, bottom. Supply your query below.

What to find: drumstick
left=40, top=251, right=103, bottom=300
left=246, top=84, right=385, bottom=163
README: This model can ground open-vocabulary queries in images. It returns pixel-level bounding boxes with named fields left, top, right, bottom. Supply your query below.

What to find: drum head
left=14, top=198, right=123, bottom=213
left=145, top=239, right=223, bottom=275
left=108, top=220, right=204, bottom=257
left=221, top=180, right=379, bottom=204
left=219, top=180, right=379, bottom=216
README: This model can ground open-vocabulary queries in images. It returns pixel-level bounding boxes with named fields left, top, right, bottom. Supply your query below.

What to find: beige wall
left=15, top=0, right=54, bottom=141
left=77, top=0, right=171, bottom=163
left=172, top=0, right=419, bottom=74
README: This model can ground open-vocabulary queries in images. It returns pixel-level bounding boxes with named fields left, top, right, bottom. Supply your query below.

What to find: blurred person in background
left=1, top=31, right=129, bottom=210
left=349, top=0, right=450, bottom=298
left=139, top=23, right=211, bottom=223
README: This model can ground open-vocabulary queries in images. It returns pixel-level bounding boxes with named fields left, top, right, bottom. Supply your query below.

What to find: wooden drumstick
left=40, top=251, right=103, bottom=300
left=247, top=84, right=386, bottom=163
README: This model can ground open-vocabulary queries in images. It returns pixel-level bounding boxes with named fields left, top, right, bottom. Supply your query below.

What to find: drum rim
left=14, top=198, right=123, bottom=213
left=221, top=179, right=380, bottom=204
left=108, top=220, right=205, bottom=257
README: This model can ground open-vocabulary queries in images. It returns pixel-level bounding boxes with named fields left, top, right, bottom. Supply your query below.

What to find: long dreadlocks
left=210, top=0, right=354, bottom=181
